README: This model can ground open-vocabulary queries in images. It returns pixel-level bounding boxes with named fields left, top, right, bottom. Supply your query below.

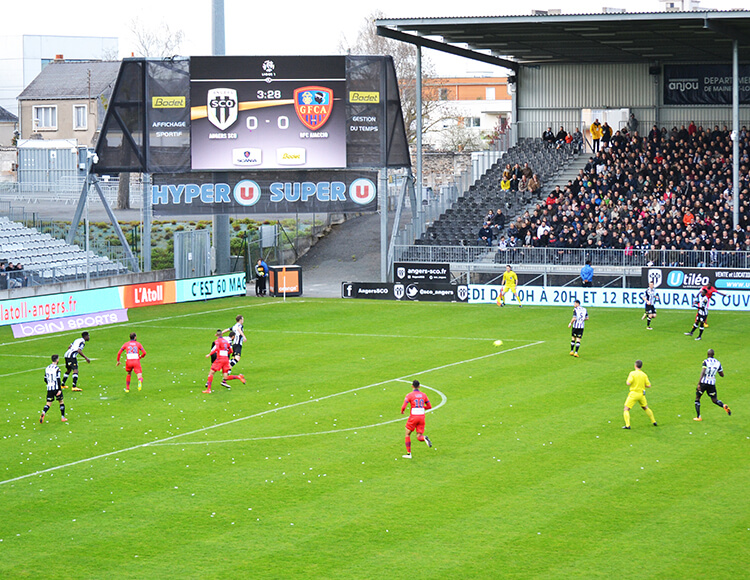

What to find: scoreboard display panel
left=190, top=56, right=347, bottom=171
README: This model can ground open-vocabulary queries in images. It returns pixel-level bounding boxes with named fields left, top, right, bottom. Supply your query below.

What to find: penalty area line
left=0, top=341, right=540, bottom=486
left=149, top=385, right=447, bottom=447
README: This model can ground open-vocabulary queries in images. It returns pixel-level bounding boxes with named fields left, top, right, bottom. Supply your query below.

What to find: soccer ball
left=493, top=340, right=503, bottom=347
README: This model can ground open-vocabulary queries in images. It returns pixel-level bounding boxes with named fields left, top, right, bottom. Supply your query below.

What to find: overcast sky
left=6, top=0, right=745, bottom=75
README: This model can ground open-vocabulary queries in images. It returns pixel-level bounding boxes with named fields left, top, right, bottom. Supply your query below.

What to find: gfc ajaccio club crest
left=207, top=88, right=238, bottom=131
left=294, top=86, right=333, bottom=131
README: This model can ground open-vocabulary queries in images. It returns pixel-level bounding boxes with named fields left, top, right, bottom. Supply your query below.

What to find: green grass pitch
left=1, top=296, right=748, bottom=579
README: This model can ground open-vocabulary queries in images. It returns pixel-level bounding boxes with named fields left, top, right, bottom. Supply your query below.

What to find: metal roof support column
left=416, top=46, right=424, bottom=242
left=732, top=39, right=740, bottom=231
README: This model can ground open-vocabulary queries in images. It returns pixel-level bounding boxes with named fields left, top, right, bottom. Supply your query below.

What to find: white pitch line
left=0, top=353, right=57, bottom=358
left=0, top=340, right=542, bottom=486
left=150, top=384, right=447, bottom=447
left=0, top=366, right=48, bottom=378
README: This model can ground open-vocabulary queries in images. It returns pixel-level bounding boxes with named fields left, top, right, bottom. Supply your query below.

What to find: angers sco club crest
left=207, top=88, right=238, bottom=131
left=294, top=86, right=333, bottom=131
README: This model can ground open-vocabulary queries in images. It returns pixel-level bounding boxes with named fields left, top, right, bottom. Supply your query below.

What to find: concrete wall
left=0, top=269, right=177, bottom=301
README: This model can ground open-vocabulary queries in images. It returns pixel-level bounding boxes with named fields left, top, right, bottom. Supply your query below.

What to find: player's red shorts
left=406, top=414, right=425, bottom=433
left=125, top=360, right=142, bottom=374
left=211, top=359, right=231, bottom=373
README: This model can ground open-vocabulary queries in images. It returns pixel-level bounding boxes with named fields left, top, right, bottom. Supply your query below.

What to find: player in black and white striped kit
left=223, top=315, right=246, bottom=369
left=568, top=299, right=588, bottom=358
left=685, top=289, right=709, bottom=340
left=641, top=281, right=657, bottom=330
left=62, top=331, right=91, bottom=391
left=40, top=354, right=67, bottom=423
left=694, top=349, right=732, bottom=421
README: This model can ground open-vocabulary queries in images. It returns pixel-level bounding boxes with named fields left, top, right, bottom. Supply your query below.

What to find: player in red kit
left=700, top=284, right=725, bottom=327
left=400, top=380, right=433, bottom=459
left=116, top=332, right=146, bottom=392
left=701, top=284, right=725, bottom=301
left=203, top=329, right=245, bottom=394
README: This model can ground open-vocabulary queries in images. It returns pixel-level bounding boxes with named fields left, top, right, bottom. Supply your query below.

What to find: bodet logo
left=277, top=148, right=306, bottom=166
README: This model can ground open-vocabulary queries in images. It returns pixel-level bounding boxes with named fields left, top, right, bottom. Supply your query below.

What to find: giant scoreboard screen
left=190, top=56, right=349, bottom=171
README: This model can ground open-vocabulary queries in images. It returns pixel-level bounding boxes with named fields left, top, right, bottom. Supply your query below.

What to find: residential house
left=0, top=35, right=118, bottom=118
left=0, top=104, right=18, bottom=146
left=423, top=76, right=512, bottom=150
left=17, top=60, right=121, bottom=147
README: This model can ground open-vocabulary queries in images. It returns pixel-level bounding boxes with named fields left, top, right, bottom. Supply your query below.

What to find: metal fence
left=0, top=176, right=142, bottom=207
left=1, top=259, right=130, bottom=289
left=395, top=245, right=750, bottom=270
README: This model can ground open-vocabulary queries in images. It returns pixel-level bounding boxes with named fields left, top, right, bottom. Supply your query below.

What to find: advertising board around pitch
left=468, top=284, right=750, bottom=311
left=269, top=266, right=302, bottom=297
left=393, top=262, right=450, bottom=283
left=341, top=281, right=468, bottom=302
left=643, top=267, right=750, bottom=292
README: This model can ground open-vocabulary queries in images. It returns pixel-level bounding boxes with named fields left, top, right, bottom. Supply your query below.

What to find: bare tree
left=129, top=18, right=185, bottom=58
left=438, top=119, right=486, bottom=152
left=339, top=11, right=451, bottom=145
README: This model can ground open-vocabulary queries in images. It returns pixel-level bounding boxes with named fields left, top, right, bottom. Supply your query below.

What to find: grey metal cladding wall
left=659, top=106, right=750, bottom=128
left=518, top=63, right=654, bottom=110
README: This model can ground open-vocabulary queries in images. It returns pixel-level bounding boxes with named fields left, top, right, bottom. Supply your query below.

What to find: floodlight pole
left=732, top=39, right=740, bottom=231
left=212, top=0, right=231, bottom=275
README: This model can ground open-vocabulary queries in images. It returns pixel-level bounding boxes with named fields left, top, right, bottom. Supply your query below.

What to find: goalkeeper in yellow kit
left=498, top=265, right=523, bottom=307
left=623, top=360, right=657, bottom=429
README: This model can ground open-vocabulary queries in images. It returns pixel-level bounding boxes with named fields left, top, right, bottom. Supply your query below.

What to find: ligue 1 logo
left=207, top=88, right=238, bottom=131
left=349, top=178, right=376, bottom=205
left=294, top=86, right=333, bottom=131
left=234, top=180, right=261, bottom=207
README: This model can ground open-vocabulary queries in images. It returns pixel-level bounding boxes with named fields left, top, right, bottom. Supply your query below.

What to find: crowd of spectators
left=543, top=126, right=584, bottom=152
left=498, top=162, right=541, bottom=194
left=492, top=122, right=750, bottom=256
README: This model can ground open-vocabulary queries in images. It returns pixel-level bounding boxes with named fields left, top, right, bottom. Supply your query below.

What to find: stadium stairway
left=418, top=141, right=581, bottom=247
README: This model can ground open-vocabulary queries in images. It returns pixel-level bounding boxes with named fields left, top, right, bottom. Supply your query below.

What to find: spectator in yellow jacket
left=591, top=119, right=603, bottom=153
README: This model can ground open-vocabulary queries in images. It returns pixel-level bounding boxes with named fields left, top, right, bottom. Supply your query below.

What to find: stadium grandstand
left=414, top=123, right=749, bottom=269
left=0, top=215, right=127, bottom=288
left=380, top=10, right=750, bottom=283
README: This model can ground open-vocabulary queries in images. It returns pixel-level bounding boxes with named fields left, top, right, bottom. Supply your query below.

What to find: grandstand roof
left=376, top=11, right=750, bottom=71
left=18, top=61, right=120, bottom=101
